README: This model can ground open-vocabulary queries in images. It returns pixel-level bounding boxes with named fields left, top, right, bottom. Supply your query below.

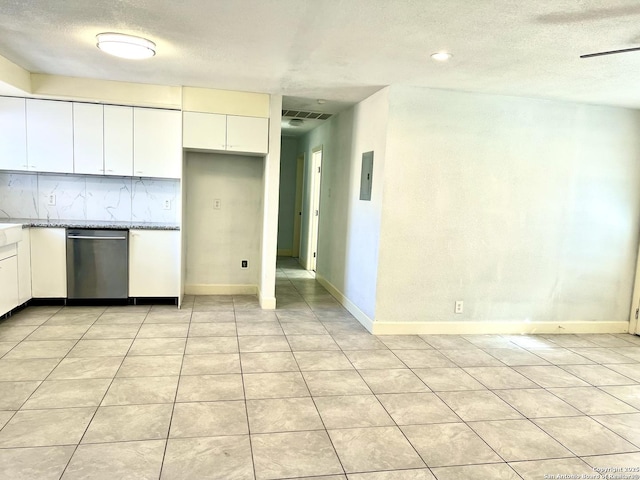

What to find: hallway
left=0, top=258, right=638, bottom=478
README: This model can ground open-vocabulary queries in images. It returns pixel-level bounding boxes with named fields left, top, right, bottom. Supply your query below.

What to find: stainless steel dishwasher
left=66, top=229, right=129, bottom=299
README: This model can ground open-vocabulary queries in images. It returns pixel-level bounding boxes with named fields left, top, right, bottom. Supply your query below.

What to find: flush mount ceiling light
left=96, top=33, right=156, bottom=59
left=431, top=51, right=453, bottom=61
left=288, top=118, right=304, bottom=127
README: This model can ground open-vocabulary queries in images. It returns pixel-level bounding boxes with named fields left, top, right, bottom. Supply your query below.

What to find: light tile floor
left=0, top=257, right=639, bottom=479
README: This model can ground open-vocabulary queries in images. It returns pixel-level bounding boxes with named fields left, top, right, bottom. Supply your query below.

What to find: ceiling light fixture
left=431, top=52, right=453, bottom=61
left=288, top=118, right=304, bottom=127
left=96, top=33, right=156, bottom=59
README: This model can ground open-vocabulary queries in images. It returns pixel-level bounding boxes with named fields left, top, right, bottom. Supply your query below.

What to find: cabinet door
left=182, top=111, right=226, bottom=151
left=104, top=105, right=133, bottom=176
left=226, top=115, right=269, bottom=154
left=129, top=230, right=179, bottom=297
left=0, top=256, right=19, bottom=316
left=0, top=97, right=27, bottom=171
left=26, top=99, right=74, bottom=173
left=30, top=228, right=67, bottom=298
left=134, top=108, right=182, bottom=178
left=73, top=103, right=104, bottom=175
left=17, top=228, right=31, bottom=304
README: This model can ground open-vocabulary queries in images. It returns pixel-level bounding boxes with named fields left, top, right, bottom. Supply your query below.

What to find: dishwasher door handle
left=67, top=235, right=128, bottom=240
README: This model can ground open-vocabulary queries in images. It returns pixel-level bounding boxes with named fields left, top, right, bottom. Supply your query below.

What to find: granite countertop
left=0, top=218, right=180, bottom=231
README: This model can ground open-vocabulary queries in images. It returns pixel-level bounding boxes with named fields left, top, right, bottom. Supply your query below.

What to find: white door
left=310, top=148, right=322, bottom=271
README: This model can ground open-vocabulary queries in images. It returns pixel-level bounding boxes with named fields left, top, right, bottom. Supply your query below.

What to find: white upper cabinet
left=26, top=99, right=74, bottom=173
left=183, top=112, right=226, bottom=151
left=133, top=108, right=182, bottom=178
left=73, top=103, right=104, bottom=175
left=0, top=97, right=27, bottom=171
left=182, top=111, right=268, bottom=155
left=104, top=105, right=133, bottom=176
left=226, top=115, right=269, bottom=154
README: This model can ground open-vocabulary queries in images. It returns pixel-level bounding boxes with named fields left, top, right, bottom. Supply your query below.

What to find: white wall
left=299, top=88, right=390, bottom=323
left=277, top=136, right=299, bottom=253
left=375, top=86, right=640, bottom=327
left=184, top=152, right=264, bottom=292
left=258, top=95, right=282, bottom=309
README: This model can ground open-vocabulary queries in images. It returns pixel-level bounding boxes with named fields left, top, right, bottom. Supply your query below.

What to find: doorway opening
left=308, top=147, right=323, bottom=272
left=292, top=153, right=304, bottom=259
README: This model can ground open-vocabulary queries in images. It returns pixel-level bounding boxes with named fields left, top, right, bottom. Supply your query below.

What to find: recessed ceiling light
left=96, top=33, right=156, bottom=59
left=431, top=52, right=453, bottom=61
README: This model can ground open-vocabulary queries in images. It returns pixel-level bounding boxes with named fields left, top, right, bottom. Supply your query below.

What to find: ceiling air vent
left=282, top=110, right=332, bottom=121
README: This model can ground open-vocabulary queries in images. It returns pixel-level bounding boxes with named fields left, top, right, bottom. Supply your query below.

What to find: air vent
left=282, top=109, right=332, bottom=121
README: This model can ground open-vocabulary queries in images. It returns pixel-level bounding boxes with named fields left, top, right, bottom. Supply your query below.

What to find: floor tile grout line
left=233, top=301, right=259, bottom=480
left=4, top=310, right=112, bottom=423
left=588, top=415, right=640, bottom=451
left=57, top=305, right=152, bottom=479
left=157, top=305, right=195, bottom=480
left=281, top=263, right=349, bottom=476
left=281, top=323, right=348, bottom=478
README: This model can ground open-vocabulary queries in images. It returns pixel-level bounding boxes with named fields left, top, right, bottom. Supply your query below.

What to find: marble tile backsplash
left=0, top=172, right=179, bottom=224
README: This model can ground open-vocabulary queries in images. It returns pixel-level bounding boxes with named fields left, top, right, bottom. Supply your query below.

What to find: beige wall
left=298, top=88, right=390, bottom=324
left=375, top=86, right=640, bottom=327
left=184, top=152, right=264, bottom=293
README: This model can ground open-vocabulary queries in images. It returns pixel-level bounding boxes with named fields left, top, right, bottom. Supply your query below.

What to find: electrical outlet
left=214, top=199, right=221, bottom=210
left=163, top=199, right=171, bottom=210
left=454, top=300, right=464, bottom=314
left=47, top=194, right=56, bottom=206
left=241, top=260, right=248, bottom=269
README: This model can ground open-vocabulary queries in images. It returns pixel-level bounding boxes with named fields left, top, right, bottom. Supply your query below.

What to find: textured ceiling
left=1, top=0, right=640, bottom=109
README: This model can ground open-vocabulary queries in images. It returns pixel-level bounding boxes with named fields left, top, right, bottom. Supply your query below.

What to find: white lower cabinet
left=30, top=228, right=67, bottom=298
left=0, top=246, right=19, bottom=316
left=17, top=228, right=32, bottom=304
left=129, top=230, right=179, bottom=297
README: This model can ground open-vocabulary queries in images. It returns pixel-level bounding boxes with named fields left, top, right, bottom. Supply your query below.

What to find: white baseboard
left=277, top=249, right=293, bottom=257
left=185, top=284, right=258, bottom=295
left=371, top=320, right=630, bottom=335
left=259, top=293, right=276, bottom=310
left=315, top=273, right=375, bottom=333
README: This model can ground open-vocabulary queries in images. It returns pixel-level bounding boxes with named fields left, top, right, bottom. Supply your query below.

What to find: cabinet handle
left=106, top=169, right=113, bottom=172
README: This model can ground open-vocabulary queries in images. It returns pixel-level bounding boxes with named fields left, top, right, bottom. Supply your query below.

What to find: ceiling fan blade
left=581, top=46, right=640, bottom=58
